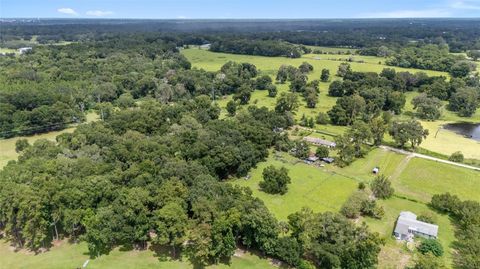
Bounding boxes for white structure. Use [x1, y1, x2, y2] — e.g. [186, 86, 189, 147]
[18, 47, 32, 54]
[394, 211, 438, 241]
[303, 137, 336, 148]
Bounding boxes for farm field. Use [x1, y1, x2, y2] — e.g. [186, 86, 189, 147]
[0, 240, 275, 269]
[233, 150, 358, 220]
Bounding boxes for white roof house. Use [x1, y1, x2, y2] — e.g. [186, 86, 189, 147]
[303, 137, 336, 148]
[394, 211, 438, 241]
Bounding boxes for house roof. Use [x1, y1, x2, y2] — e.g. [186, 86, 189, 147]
[394, 211, 439, 237]
[303, 137, 336, 147]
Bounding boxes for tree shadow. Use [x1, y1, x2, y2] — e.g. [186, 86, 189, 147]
[149, 243, 183, 262]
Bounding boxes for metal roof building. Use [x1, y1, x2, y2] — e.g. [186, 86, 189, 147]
[394, 211, 439, 241]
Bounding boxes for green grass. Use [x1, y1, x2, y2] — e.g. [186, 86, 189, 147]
[233, 151, 358, 220]
[0, 240, 275, 269]
[396, 157, 480, 203]
[0, 48, 17, 54]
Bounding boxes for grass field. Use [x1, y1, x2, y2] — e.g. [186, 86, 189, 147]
[0, 240, 275, 269]
[396, 158, 480, 203]
[233, 151, 358, 220]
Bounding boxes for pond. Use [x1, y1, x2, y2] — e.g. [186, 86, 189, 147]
[443, 122, 480, 141]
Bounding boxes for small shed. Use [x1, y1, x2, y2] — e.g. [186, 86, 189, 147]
[372, 167, 379, 174]
[321, 157, 334, 164]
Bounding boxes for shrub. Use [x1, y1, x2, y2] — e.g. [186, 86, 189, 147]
[315, 146, 329, 158]
[448, 151, 464, 163]
[15, 139, 30, 153]
[316, 112, 329, 124]
[417, 211, 438, 224]
[418, 239, 444, 257]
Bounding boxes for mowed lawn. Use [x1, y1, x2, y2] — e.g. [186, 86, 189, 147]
[396, 158, 480, 203]
[0, 240, 275, 269]
[233, 151, 358, 220]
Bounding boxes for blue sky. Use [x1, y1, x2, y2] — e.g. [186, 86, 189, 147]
[2, 0, 480, 19]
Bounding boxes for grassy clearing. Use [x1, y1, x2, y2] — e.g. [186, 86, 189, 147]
[0, 240, 274, 269]
[396, 157, 480, 203]
[233, 151, 358, 220]
[0, 112, 99, 169]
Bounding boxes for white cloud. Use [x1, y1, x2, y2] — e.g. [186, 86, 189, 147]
[360, 9, 451, 18]
[86, 10, 114, 17]
[450, 0, 480, 10]
[57, 8, 77, 16]
[177, 16, 187, 19]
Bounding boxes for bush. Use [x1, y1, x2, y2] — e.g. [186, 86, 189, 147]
[259, 166, 291, 195]
[370, 175, 394, 199]
[226, 100, 237, 116]
[316, 112, 329, 124]
[315, 146, 329, 158]
[267, 84, 277, 97]
[417, 211, 438, 224]
[418, 239, 444, 257]
[448, 151, 464, 163]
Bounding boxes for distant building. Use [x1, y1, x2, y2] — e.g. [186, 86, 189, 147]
[321, 157, 334, 164]
[199, 44, 211, 50]
[303, 137, 336, 148]
[18, 47, 32, 54]
[394, 211, 438, 241]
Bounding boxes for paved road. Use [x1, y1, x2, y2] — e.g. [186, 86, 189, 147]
[380, 145, 480, 171]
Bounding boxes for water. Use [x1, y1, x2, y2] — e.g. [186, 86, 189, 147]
[443, 122, 480, 141]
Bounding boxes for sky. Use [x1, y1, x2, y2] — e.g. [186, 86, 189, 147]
[1, 0, 480, 19]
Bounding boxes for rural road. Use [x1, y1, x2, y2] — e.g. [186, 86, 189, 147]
[380, 146, 480, 171]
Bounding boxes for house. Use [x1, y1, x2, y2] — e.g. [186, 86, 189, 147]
[199, 43, 211, 50]
[321, 157, 334, 164]
[394, 211, 438, 241]
[18, 47, 32, 54]
[303, 137, 336, 148]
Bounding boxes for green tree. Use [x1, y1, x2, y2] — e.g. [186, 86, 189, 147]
[336, 63, 351, 77]
[15, 139, 30, 153]
[412, 94, 442, 120]
[370, 175, 394, 199]
[449, 87, 479, 117]
[275, 92, 299, 113]
[389, 120, 429, 148]
[320, 68, 330, 82]
[299, 62, 314, 73]
[267, 84, 277, 97]
[315, 146, 329, 158]
[233, 85, 252, 105]
[226, 100, 237, 116]
[260, 166, 291, 195]
[450, 61, 476, 78]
